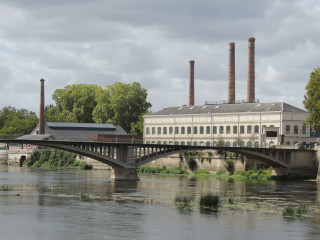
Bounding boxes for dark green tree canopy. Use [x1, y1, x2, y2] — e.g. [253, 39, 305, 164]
[46, 82, 152, 134]
[304, 67, 320, 130]
[0, 106, 38, 136]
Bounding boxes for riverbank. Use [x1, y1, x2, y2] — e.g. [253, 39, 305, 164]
[137, 166, 317, 181]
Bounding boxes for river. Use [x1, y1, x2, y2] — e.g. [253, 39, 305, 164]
[0, 165, 320, 240]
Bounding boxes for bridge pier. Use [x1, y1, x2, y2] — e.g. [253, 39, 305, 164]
[110, 167, 139, 181]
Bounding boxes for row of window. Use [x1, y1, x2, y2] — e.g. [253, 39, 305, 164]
[285, 125, 307, 134]
[146, 125, 260, 135]
[145, 140, 261, 148]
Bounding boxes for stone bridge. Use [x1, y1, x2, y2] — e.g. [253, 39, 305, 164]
[0, 139, 318, 181]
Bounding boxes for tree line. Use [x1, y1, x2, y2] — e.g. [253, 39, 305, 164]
[0, 82, 151, 136]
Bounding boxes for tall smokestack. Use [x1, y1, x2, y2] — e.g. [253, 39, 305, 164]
[247, 37, 255, 103]
[189, 60, 195, 106]
[228, 42, 235, 104]
[39, 79, 45, 135]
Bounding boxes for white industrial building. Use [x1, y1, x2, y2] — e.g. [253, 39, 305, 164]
[143, 38, 316, 148]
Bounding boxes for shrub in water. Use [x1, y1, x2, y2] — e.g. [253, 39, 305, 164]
[199, 193, 220, 208]
[296, 205, 308, 216]
[282, 206, 295, 217]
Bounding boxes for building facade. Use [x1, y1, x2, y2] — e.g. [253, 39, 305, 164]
[144, 102, 315, 148]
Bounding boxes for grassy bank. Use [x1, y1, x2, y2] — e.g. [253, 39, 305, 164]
[23, 149, 93, 170]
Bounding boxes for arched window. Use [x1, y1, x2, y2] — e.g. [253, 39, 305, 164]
[193, 141, 197, 146]
[163, 127, 167, 134]
[187, 141, 192, 146]
[169, 127, 173, 134]
[226, 141, 231, 147]
[206, 141, 210, 146]
[158, 127, 161, 134]
[233, 141, 237, 147]
[193, 126, 198, 134]
[187, 127, 191, 134]
[226, 126, 230, 134]
[254, 141, 259, 148]
[146, 127, 150, 135]
[254, 125, 259, 133]
[247, 126, 252, 134]
[233, 126, 237, 134]
[200, 141, 204, 146]
[285, 141, 290, 146]
[200, 126, 204, 134]
[206, 126, 210, 134]
[219, 126, 224, 134]
[247, 142, 252, 148]
[152, 127, 155, 134]
[175, 127, 179, 134]
[213, 126, 217, 134]
[181, 126, 185, 134]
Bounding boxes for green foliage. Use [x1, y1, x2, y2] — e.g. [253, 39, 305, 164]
[227, 197, 235, 205]
[224, 159, 235, 175]
[199, 193, 220, 209]
[187, 158, 198, 170]
[24, 149, 93, 170]
[194, 170, 211, 175]
[175, 193, 194, 212]
[282, 205, 309, 218]
[0, 106, 38, 137]
[46, 84, 103, 123]
[234, 169, 272, 180]
[93, 82, 152, 133]
[137, 166, 187, 174]
[130, 110, 151, 135]
[304, 67, 320, 130]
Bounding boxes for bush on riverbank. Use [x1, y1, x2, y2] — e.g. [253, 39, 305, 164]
[23, 149, 93, 170]
[233, 169, 272, 180]
[137, 166, 188, 175]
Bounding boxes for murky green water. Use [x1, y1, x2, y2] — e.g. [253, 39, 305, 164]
[0, 166, 320, 240]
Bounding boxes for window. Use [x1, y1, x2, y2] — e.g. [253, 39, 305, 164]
[200, 126, 204, 134]
[146, 141, 150, 144]
[169, 127, 173, 134]
[226, 141, 231, 147]
[294, 125, 298, 134]
[181, 141, 185, 145]
[175, 127, 179, 134]
[146, 127, 150, 135]
[193, 141, 197, 146]
[219, 126, 224, 134]
[286, 125, 290, 134]
[163, 141, 167, 145]
[175, 141, 179, 145]
[247, 142, 252, 147]
[226, 126, 230, 134]
[302, 125, 306, 134]
[187, 141, 192, 146]
[262, 125, 266, 134]
[213, 141, 217, 146]
[181, 126, 185, 134]
[269, 141, 275, 147]
[233, 126, 237, 134]
[213, 126, 217, 134]
[194, 126, 198, 134]
[240, 126, 244, 134]
[206, 141, 210, 146]
[163, 127, 167, 134]
[152, 127, 155, 134]
[254, 141, 259, 148]
[187, 126, 191, 134]
[285, 141, 290, 146]
[247, 126, 252, 134]
[206, 126, 210, 134]
[157, 141, 161, 144]
[254, 125, 259, 133]
[233, 141, 237, 147]
[157, 127, 161, 134]
[200, 141, 204, 146]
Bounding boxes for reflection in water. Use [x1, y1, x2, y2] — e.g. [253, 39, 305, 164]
[0, 165, 320, 240]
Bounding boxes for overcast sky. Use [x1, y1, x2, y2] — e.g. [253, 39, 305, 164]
[0, 0, 319, 115]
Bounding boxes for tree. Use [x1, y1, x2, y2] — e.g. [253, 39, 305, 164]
[93, 82, 152, 133]
[0, 106, 38, 136]
[304, 67, 320, 130]
[47, 84, 103, 123]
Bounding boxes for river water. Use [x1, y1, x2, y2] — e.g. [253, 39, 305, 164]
[0, 166, 320, 240]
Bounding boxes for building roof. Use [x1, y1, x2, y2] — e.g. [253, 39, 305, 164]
[146, 102, 307, 117]
[46, 122, 116, 130]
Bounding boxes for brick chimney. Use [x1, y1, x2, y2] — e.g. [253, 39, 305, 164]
[228, 42, 235, 104]
[247, 37, 255, 103]
[39, 79, 45, 134]
[189, 60, 195, 106]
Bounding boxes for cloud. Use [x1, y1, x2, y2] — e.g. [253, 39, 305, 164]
[0, 0, 319, 115]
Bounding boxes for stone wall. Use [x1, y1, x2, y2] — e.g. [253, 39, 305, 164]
[0, 150, 9, 165]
